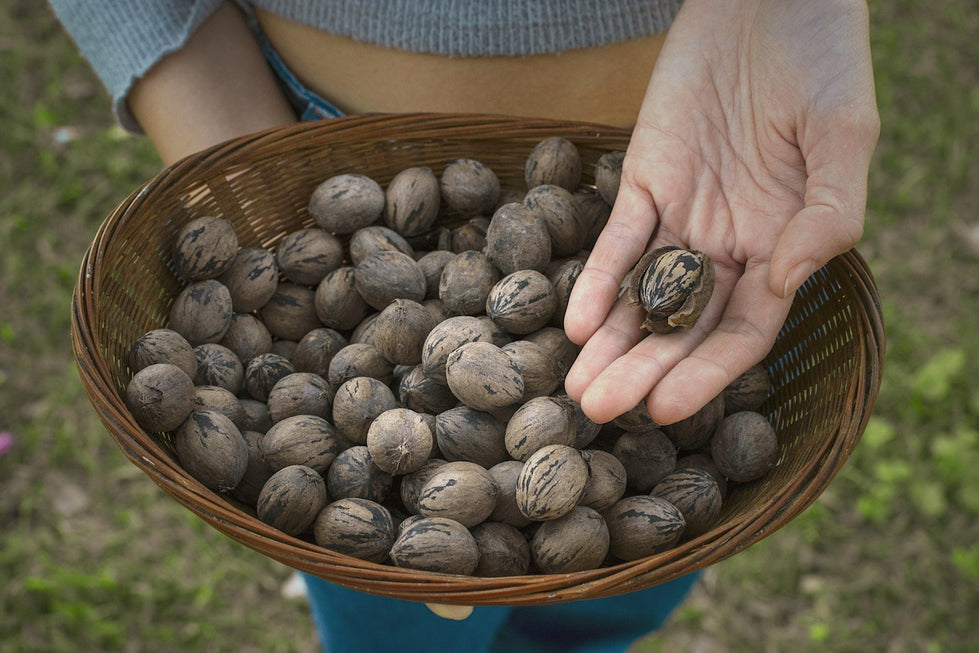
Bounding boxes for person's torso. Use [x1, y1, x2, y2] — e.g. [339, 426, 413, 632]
[256, 8, 669, 127]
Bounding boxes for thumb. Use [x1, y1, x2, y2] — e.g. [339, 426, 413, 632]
[769, 200, 864, 299]
[425, 603, 474, 620]
[769, 117, 878, 298]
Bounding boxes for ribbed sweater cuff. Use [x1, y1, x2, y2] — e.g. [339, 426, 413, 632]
[256, 0, 683, 56]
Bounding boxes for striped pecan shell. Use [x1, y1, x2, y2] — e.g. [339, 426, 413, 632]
[627, 246, 715, 333]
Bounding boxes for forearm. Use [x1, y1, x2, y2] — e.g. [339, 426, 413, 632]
[128, 1, 297, 166]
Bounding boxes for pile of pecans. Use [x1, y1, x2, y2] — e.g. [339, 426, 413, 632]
[124, 137, 778, 577]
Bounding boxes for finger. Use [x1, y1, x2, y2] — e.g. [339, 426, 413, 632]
[769, 109, 879, 298]
[564, 181, 658, 345]
[425, 603, 474, 620]
[572, 265, 739, 424]
[576, 329, 691, 425]
[648, 261, 793, 424]
[564, 293, 646, 408]
[769, 205, 860, 298]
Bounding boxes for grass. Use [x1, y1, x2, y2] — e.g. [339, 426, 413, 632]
[2, 1, 977, 651]
[0, 4, 317, 652]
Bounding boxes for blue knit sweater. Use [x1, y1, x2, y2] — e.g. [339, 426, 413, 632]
[49, 1, 683, 131]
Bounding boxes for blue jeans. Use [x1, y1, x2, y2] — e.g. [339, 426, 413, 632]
[303, 573, 701, 653]
[256, 27, 345, 121]
[257, 28, 701, 653]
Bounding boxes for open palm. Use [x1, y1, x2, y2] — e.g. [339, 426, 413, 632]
[564, 0, 878, 425]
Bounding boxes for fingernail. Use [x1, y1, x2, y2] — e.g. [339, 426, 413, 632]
[784, 262, 815, 298]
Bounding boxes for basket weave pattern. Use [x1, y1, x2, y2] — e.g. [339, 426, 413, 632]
[71, 114, 885, 605]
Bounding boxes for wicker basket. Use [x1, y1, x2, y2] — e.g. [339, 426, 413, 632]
[70, 113, 885, 606]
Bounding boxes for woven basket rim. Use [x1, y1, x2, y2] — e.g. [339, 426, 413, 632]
[70, 113, 886, 605]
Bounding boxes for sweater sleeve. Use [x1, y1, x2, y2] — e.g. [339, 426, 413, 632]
[48, 0, 226, 133]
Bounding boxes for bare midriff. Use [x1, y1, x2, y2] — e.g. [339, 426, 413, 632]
[255, 10, 667, 128]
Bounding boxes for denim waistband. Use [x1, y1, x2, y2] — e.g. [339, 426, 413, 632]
[255, 29, 345, 122]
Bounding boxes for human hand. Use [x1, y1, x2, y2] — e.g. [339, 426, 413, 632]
[425, 603, 474, 620]
[564, 0, 879, 425]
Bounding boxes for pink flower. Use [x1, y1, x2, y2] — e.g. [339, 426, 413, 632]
[0, 432, 13, 456]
